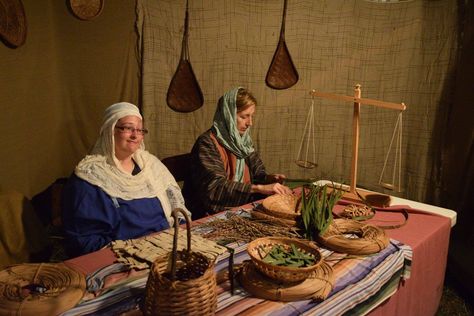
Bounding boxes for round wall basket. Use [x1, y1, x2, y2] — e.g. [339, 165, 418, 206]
[0, 0, 27, 48]
[70, 0, 104, 20]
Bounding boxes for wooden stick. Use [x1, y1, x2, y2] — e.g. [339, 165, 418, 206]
[310, 90, 406, 111]
[350, 85, 361, 193]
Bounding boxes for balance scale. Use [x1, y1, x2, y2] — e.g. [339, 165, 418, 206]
[296, 84, 406, 207]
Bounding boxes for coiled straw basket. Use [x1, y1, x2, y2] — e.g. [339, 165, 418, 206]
[143, 208, 217, 316]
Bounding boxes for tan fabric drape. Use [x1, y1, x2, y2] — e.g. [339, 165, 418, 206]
[0, 190, 48, 269]
[0, 0, 139, 198]
[137, 0, 458, 203]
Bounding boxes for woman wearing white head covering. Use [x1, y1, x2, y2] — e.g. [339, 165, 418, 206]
[62, 102, 189, 257]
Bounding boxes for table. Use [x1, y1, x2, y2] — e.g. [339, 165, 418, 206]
[61, 191, 453, 316]
[316, 180, 455, 315]
[315, 180, 457, 227]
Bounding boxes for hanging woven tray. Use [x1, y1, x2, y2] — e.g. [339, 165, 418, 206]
[69, 0, 104, 20]
[166, 0, 203, 113]
[0, 0, 27, 48]
[265, 0, 299, 90]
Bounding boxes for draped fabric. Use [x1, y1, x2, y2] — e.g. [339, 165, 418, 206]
[211, 87, 254, 182]
[136, 0, 458, 204]
[0, 0, 139, 198]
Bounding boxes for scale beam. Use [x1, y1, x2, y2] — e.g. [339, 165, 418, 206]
[310, 90, 406, 111]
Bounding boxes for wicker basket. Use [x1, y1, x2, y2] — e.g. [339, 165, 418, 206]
[247, 237, 322, 284]
[143, 209, 217, 316]
[260, 194, 301, 221]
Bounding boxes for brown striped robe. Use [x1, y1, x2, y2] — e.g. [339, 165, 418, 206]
[183, 129, 267, 219]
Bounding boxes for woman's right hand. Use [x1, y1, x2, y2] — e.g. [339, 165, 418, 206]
[251, 182, 292, 195]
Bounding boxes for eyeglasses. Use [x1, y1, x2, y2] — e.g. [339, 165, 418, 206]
[115, 125, 149, 135]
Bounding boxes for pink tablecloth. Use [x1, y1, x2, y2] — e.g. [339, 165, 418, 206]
[63, 201, 451, 316]
[365, 205, 452, 316]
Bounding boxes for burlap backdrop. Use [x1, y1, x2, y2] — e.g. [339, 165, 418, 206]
[137, 0, 458, 203]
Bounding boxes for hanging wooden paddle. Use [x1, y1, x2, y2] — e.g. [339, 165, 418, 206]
[166, 0, 204, 113]
[265, 0, 299, 90]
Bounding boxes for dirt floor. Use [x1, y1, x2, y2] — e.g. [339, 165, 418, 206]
[436, 278, 473, 316]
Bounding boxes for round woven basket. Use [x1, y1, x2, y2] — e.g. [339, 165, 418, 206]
[0, 263, 86, 315]
[317, 218, 390, 255]
[260, 194, 301, 221]
[247, 237, 322, 284]
[143, 209, 217, 316]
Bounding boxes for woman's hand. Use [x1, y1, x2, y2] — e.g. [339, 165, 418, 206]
[251, 182, 292, 195]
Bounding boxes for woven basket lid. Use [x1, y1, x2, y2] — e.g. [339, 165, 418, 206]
[70, 0, 104, 20]
[0, 0, 27, 48]
[261, 194, 301, 220]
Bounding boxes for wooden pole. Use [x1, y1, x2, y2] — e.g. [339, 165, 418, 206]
[350, 84, 361, 193]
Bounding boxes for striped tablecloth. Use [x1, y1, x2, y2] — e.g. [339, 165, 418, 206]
[61, 210, 412, 316]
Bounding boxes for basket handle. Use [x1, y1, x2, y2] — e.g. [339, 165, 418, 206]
[170, 208, 192, 280]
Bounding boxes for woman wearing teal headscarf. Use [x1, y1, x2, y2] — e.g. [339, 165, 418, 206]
[184, 87, 292, 219]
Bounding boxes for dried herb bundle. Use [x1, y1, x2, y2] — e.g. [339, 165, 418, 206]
[198, 212, 301, 243]
[301, 183, 344, 240]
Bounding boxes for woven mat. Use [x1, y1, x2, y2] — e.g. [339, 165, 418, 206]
[111, 228, 228, 270]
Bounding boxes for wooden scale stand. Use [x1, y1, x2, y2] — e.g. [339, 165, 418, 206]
[309, 84, 406, 207]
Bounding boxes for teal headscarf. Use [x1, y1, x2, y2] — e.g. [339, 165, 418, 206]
[211, 87, 255, 182]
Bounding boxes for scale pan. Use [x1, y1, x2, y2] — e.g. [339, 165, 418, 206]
[295, 160, 317, 169]
[379, 182, 404, 193]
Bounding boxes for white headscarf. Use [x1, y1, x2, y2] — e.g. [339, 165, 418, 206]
[75, 102, 189, 225]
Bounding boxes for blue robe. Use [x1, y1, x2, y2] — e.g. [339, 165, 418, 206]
[61, 174, 169, 257]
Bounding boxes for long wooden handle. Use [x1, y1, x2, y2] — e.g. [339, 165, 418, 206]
[180, 0, 190, 60]
[310, 90, 406, 111]
[279, 0, 288, 40]
[350, 85, 361, 193]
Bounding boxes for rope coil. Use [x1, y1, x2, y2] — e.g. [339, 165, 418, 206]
[0, 263, 86, 315]
[317, 218, 390, 255]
